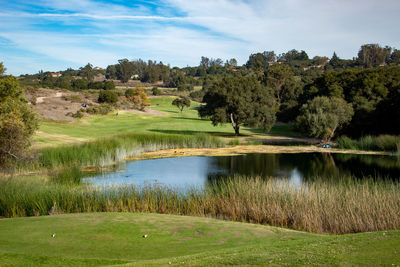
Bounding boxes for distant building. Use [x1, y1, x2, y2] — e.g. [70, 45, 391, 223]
[51, 72, 62, 78]
[268, 61, 283, 66]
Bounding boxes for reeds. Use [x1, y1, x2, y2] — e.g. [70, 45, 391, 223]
[337, 135, 400, 153]
[37, 132, 224, 169]
[1, 176, 399, 234]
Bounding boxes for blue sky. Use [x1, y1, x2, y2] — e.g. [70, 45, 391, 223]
[1, 0, 399, 75]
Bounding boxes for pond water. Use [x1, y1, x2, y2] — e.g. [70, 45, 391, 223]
[83, 153, 400, 189]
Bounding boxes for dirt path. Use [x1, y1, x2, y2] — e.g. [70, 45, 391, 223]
[36, 92, 63, 103]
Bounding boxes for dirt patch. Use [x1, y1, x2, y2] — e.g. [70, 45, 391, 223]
[26, 88, 168, 121]
[119, 108, 167, 117]
[127, 145, 391, 160]
[26, 88, 97, 121]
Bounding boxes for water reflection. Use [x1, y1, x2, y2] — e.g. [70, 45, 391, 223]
[83, 153, 400, 189]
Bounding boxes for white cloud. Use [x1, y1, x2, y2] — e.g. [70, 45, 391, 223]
[1, 0, 400, 74]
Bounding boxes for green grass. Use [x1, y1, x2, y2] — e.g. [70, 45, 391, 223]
[33, 96, 300, 147]
[0, 213, 398, 266]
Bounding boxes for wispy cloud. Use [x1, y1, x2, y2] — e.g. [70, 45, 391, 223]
[1, 0, 399, 75]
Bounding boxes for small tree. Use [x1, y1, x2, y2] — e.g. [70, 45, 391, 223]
[125, 87, 149, 111]
[295, 96, 353, 141]
[0, 62, 5, 76]
[98, 90, 118, 104]
[172, 97, 191, 112]
[0, 76, 38, 167]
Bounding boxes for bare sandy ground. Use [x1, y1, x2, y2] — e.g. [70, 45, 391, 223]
[127, 145, 391, 160]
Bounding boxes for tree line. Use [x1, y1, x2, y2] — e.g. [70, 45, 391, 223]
[14, 43, 400, 139]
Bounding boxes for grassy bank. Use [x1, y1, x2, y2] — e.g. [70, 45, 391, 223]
[337, 135, 400, 153]
[1, 176, 399, 235]
[0, 213, 399, 266]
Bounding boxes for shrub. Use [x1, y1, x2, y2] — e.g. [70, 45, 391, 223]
[152, 87, 161, 96]
[84, 105, 114, 115]
[189, 90, 205, 102]
[104, 81, 115, 90]
[98, 90, 118, 104]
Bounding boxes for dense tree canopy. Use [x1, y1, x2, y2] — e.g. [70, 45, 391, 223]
[199, 75, 277, 135]
[357, 44, 389, 68]
[0, 76, 38, 167]
[302, 66, 400, 136]
[117, 59, 134, 83]
[295, 96, 353, 141]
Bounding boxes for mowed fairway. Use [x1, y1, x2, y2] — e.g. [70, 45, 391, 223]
[33, 96, 299, 148]
[0, 213, 398, 266]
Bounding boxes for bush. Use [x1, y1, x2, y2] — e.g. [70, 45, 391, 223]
[177, 84, 194, 91]
[152, 87, 161, 96]
[104, 81, 115, 90]
[71, 79, 88, 90]
[98, 91, 118, 104]
[189, 90, 205, 102]
[84, 105, 114, 115]
[71, 110, 84, 118]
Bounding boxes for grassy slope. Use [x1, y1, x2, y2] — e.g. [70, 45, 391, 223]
[0, 213, 398, 266]
[33, 96, 300, 148]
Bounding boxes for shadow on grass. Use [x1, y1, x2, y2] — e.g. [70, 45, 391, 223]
[171, 116, 207, 121]
[149, 129, 241, 138]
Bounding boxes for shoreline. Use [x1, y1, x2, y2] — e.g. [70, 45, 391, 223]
[127, 144, 393, 160]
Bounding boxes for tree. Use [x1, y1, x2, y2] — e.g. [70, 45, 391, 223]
[0, 76, 38, 167]
[295, 96, 353, 141]
[0, 62, 5, 76]
[79, 63, 94, 82]
[199, 75, 277, 135]
[71, 79, 88, 90]
[390, 49, 400, 64]
[172, 96, 191, 112]
[329, 52, 341, 68]
[246, 53, 268, 70]
[228, 58, 238, 67]
[357, 44, 387, 68]
[125, 87, 149, 111]
[279, 49, 309, 62]
[264, 64, 302, 122]
[98, 90, 118, 104]
[117, 59, 134, 83]
[106, 65, 117, 79]
[263, 51, 276, 62]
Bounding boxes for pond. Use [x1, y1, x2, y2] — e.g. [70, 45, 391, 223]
[83, 153, 400, 189]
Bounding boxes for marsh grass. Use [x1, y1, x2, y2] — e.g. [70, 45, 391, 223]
[38, 132, 224, 169]
[50, 165, 84, 185]
[1, 176, 398, 234]
[337, 135, 400, 153]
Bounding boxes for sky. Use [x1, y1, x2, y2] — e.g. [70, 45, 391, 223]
[0, 0, 399, 75]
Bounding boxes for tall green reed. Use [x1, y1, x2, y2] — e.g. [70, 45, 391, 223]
[337, 135, 400, 153]
[38, 132, 224, 169]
